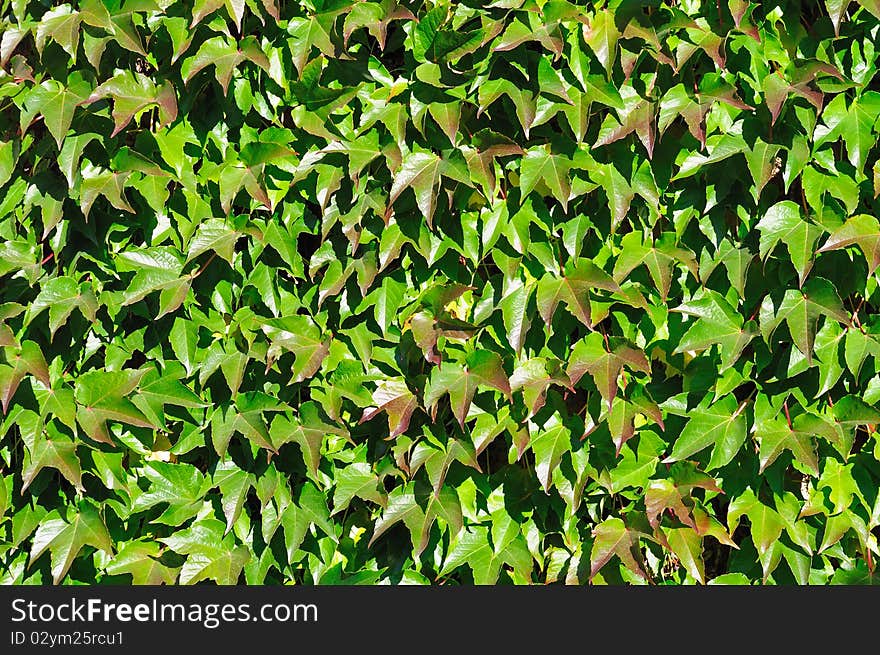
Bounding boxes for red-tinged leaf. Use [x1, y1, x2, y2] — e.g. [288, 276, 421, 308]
[1, 341, 50, 414]
[594, 96, 655, 158]
[86, 71, 177, 136]
[360, 379, 419, 438]
[645, 479, 697, 529]
[568, 333, 650, 409]
[590, 517, 649, 582]
[818, 214, 880, 275]
[537, 259, 620, 329]
[182, 35, 270, 94]
[423, 352, 510, 428]
[510, 358, 571, 418]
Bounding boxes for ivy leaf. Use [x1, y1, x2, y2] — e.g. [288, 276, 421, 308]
[817, 214, 880, 275]
[499, 278, 533, 357]
[568, 332, 650, 409]
[589, 517, 649, 582]
[182, 35, 270, 94]
[130, 461, 207, 526]
[440, 523, 531, 584]
[755, 414, 820, 477]
[211, 392, 288, 456]
[25, 276, 98, 338]
[79, 163, 134, 219]
[585, 9, 619, 77]
[186, 218, 243, 264]
[132, 370, 206, 430]
[529, 414, 573, 492]
[74, 369, 154, 445]
[664, 527, 705, 584]
[104, 541, 180, 584]
[160, 518, 250, 584]
[594, 90, 655, 158]
[262, 316, 331, 384]
[388, 150, 445, 228]
[519, 145, 572, 211]
[1, 341, 50, 414]
[826, 0, 852, 35]
[287, 11, 337, 75]
[832, 395, 880, 425]
[760, 278, 850, 365]
[281, 481, 337, 557]
[332, 462, 386, 515]
[756, 201, 821, 286]
[613, 232, 698, 301]
[424, 351, 510, 428]
[30, 503, 113, 584]
[510, 358, 571, 418]
[673, 290, 756, 371]
[663, 394, 749, 469]
[35, 5, 82, 59]
[537, 258, 620, 329]
[272, 402, 349, 481]
[360, 379, 419, 438]
[20, 74, 92, 149]
[86, 72, 178, 136]
[369, 482, 462, 557]
[21, 429, 83, 493]
[818, 460, 864, 515]
[727, 488, 785, 562]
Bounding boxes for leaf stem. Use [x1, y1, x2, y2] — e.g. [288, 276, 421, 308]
[192, 252, 218, 278]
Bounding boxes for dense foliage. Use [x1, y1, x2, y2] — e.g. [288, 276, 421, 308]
[2, 0, 880, 586]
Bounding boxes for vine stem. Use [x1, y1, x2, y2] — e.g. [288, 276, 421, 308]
[192, 252, 218, 278]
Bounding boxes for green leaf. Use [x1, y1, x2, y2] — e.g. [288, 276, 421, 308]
[26, 276, 97, 337]
[1, 341, 50, 414]
[104, 541, 180, 584]
[727, 489, 784, 560]
[211, 392, 288, 456]
[663, 394, 748, 468]
[756, 201, 821, 286]
[30, 502, 113, 584]
[86, 71, 177, 136]
[673, 290, 756, 371]
[388, 150, 445, 228]
[262, 315, 331, 383]
[568, 332, 650, 408]
[160, 518, 250, 584]
[519, 145, 572, 211]
[760, 278, 850, 364]
[370, 482, 462, 557]
[585, 9, 619, 77]
[529, 414, 573, 492]
[131, 461, 207, 526]
[182, 35, 270, 94]
[755, 414, 820, 476]
[440, 523, 531, 584]
[21, 74, 92, 149]
[74, 369, 154, 445]
[332, 462, 386, 514]
[21, 429, 83, 492]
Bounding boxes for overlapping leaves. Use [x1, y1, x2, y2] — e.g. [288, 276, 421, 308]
[1, 0, 880, 587]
